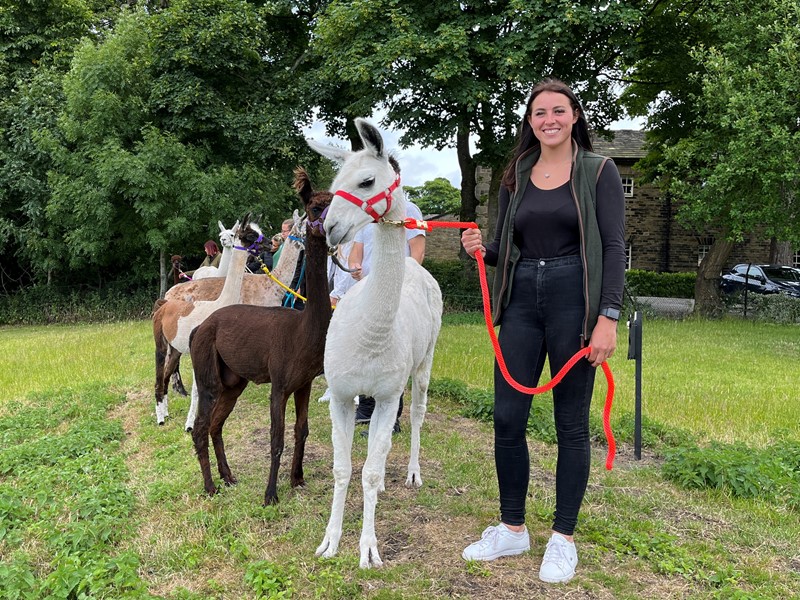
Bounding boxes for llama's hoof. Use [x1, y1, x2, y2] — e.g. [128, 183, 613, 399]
[405, 471, 423, 488]
[222, 474, 237, 487]
[315, 536, 339, 559]
[359, 545, 383, 569]
[264, 494, 279, 506]
[204, 485, 218, 497]
[184, 426, 193, 433]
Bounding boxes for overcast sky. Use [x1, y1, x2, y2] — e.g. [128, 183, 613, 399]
[303, 115, 645, 188]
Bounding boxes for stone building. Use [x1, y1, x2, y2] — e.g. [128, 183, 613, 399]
[423, 130, 799, 272]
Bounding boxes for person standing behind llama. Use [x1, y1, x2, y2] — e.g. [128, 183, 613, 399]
[348, 199, 426, 432]
[185, 240, 221, 277]
[459, 78, 625, 583]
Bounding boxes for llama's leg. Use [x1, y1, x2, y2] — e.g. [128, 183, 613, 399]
[264, 385, 290, 505]
[360, 394, 401, 569]
[407, 359, 433, 488]
[210, 382, 246, 487]
[316, 394, 356, 560]
[171, 358, 188, 396]
[289, 382, 311, 489]
[191, 384, 219, 496]
[184, 373, 200, 432]
[154, 346, 168, 426]
[159, 345, 182, 424]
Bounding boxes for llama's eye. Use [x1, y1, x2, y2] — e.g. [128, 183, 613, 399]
[358, 177, 375, 189]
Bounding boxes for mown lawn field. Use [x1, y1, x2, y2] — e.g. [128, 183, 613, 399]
[0, 315, 798, 599]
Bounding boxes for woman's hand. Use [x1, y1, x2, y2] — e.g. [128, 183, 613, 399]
[588, 316, 618, 367]
[461, 228, 485, 258]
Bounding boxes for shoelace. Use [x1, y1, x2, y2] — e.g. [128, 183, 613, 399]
[542, 538, 572, 569]
[475, 526, 501, 549]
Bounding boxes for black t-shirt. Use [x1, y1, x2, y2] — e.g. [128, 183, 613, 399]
[485, 160, 626, 310]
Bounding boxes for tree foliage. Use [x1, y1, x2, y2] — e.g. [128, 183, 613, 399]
[405, 177, 461, 216]
[622, 0, 800, 313]
[15, 1, 321, 288]
[311, 0, 644, 223]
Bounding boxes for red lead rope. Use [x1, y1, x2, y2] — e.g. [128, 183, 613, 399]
[398, 217, 616, 469]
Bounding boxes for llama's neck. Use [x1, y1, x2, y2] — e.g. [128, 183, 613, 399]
[358, 222, 405, 332]
[301, 231, 333, 326]
[215, 246, 250, 305]
[273, 237, 302, 282]
[217, 246, 232, 276]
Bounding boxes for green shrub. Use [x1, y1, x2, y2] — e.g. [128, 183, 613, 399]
[0, 283, 155, 325]
[747, 293, 800, 324]
[625, 270, 696, 298]
[424, 259, 484, 313]
[663, 441, 800, 508]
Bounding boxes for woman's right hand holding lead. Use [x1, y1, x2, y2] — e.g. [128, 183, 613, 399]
[461, 228, 485, 258]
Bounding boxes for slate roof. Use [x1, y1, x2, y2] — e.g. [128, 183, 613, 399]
[591, 129, 646, 160]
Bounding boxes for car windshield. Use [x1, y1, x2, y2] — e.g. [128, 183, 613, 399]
[762, 267, 800, 282]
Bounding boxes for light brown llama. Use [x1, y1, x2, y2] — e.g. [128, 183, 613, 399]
[189, 169, 332, 505]
[152, 219, 264, 425]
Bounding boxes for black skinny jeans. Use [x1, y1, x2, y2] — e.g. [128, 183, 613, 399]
[494, 255, 595, 535]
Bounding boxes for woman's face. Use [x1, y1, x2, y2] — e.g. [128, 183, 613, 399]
[527, 91, 578, 150]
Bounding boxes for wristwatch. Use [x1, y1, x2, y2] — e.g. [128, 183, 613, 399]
[599, 307, 621, 321]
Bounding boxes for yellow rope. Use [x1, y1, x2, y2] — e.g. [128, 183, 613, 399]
[258, 262, 307, 302]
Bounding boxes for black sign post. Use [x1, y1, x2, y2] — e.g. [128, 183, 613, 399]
[627, 310, 643, 460]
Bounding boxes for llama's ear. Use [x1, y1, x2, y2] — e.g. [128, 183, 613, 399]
[292, 167, 313, 205]
[355, 118, 384, 158]
[218, 220, 225, 232]
[292, 209, 301, 228]
[306, 138, 351, 165]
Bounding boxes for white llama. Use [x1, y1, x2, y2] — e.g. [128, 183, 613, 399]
[191, 220, 239, 280]
[152, 218, 264, 425]
[308, 119, 443, 569]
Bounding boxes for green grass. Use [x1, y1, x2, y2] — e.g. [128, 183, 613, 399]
[434, 314, 800, 446]
[0, 316, 799, 598]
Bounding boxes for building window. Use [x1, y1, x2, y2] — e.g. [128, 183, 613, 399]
[794, 249, 800, 268]
[626, 243, 632, 270]
[621, 176, 634, 197]
[698, 237, 714, 266]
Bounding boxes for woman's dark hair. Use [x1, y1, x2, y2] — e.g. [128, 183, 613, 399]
[501, 78, 593, 191]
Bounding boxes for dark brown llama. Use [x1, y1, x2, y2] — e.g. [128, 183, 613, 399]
[189, 169, 332, 505]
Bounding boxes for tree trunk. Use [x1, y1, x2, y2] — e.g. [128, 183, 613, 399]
[486, 167, 502, 243]
[456, 115, 478, 264]
[769, 238, 792, 265]
[694, 237, 734, 316]
[159, 250, 167, 299]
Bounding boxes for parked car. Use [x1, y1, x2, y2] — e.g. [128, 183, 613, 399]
[720, 264, 800, 298]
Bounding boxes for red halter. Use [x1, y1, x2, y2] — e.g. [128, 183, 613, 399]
[334, 174, 401, 222]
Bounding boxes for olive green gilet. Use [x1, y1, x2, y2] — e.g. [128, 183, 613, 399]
[491, 142, 609, 342]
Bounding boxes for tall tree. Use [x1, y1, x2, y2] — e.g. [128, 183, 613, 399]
[0, 0, 119, 289]
[44, 0, 313, 293]
[623, 0, 800, 314]
[310, 0, 644, 231]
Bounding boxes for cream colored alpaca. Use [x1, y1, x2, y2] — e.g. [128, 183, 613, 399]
[308, 119, 443, 569]
[152, 219, 263, 425]
[191, 220, 239, 280]
[165, 211, 304, 306]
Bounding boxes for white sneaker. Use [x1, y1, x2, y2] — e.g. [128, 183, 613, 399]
[462, 523, 530, 561]
[538, 533, 578, 583]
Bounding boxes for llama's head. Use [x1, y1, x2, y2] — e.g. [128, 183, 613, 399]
[292, 167, 333, 240]
[234, 215, 265, 255]
[217, 220, 240, 248]
[306, 118, 404, 246]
